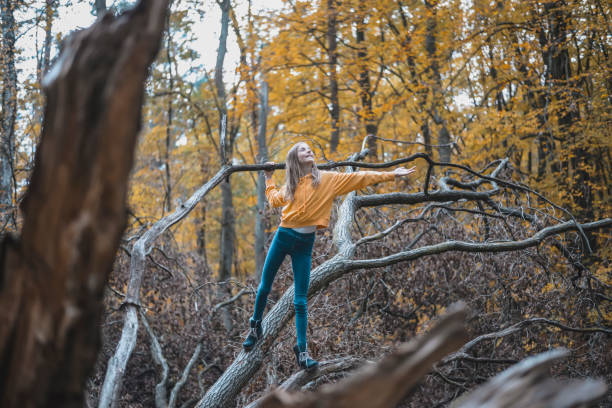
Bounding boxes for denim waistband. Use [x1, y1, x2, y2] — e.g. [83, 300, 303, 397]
[278, 226, 316, 238]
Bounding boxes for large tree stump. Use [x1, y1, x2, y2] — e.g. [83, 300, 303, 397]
[0, 1, 168, 407]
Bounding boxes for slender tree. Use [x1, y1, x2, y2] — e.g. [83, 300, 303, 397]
[254, 79, 269, 280]
[327, 0, 340, 153]
[39, 0, 56, 82]
[355, 0, 378, 159]
[0, 0, 17, 229]
[423, 0, 451, 163]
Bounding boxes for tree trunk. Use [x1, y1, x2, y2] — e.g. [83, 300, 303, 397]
[0, 0, 17, 228]
[163, 24, 174, 214]
[421, 121, 432, 157]
[254, 79, 269, 281]
[397, 5, 432, 158]
[543, 2, 591, 223]
[327, 0, 340, 153]
[95, 0, 107, 17]
[215, 0, 235, 331]
[219, 180, 235, 282]
[196, 197, 210, 274]
[0, 1, 168, 407]
[39, 0, 56, 82]
[355, 2, 378, 160]
[424, 0, 451, 163]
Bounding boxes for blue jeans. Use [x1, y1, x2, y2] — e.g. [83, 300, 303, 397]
[252, 227, 315, 350]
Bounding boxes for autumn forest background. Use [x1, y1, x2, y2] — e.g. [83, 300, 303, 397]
[0, 0, 611, 407]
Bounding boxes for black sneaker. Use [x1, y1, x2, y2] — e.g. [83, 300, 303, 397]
[242, 319, 262, 351]
[293, 345, 319, 371]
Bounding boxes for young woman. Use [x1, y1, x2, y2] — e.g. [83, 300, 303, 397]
[243, 142, 415, 370]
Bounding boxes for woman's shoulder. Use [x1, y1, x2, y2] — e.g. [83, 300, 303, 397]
[319, 170, 337, 177]
[319, 170, 337, 182]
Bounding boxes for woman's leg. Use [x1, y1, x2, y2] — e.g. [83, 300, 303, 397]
[290, 237, 314, 351]
[252, 230, 288, 321]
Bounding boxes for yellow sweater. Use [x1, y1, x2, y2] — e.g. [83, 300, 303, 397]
[265, 170, 396, 229]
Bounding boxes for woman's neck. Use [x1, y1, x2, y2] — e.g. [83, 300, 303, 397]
[299, 162, 313, 176]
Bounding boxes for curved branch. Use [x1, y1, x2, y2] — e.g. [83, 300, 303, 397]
[346, 219, 612, 271]
[212, 288, 252, 312]
[448, 317, 612, 362]
[140, 310, 169, 408]
[168, 343, 202, 408]
[244, 355, 368, 408]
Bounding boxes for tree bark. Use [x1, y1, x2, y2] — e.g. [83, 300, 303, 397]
[327, 0, 340, 153]
[215, 0, 235, 331]
[0, 1, 168, 407]
[424, 0, 451, 163]
[0, 0, 17, 227]
[163, 23, 174, 214]
[355, 2, 378, 160]
[454, 349, 607, 408]
[255, 79, 269, 281]
[39, 0, 56, 82]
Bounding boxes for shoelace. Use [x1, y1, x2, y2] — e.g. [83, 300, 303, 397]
[249, 327, 259, 337]
[299, 351, 311, 363]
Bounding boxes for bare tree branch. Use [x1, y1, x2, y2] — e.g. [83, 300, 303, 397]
[140, 310, 170, 408]
[213, 288, 253, 312]
[442, 316, 612, 366]
[168, 343, 202, 408]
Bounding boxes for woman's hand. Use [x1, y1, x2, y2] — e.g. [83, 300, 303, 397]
[393, 166, 416, 179]
[264, 161, 275, 179]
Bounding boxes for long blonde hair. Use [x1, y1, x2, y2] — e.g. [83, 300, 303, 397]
[284, 142, 321, 201]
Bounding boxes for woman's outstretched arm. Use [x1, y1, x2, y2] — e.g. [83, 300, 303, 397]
[331, 167, 415, 196]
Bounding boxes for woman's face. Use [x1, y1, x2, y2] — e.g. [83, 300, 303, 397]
[296, 143, 315, 164]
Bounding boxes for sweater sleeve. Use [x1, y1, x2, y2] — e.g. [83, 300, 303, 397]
[265, 179, 288, 208]
[331, 171, 396, 196]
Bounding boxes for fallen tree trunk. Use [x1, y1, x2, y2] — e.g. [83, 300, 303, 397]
[0, 1, 168, 407]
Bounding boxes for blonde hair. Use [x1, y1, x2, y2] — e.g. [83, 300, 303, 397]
[284, 142, 321, 201]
